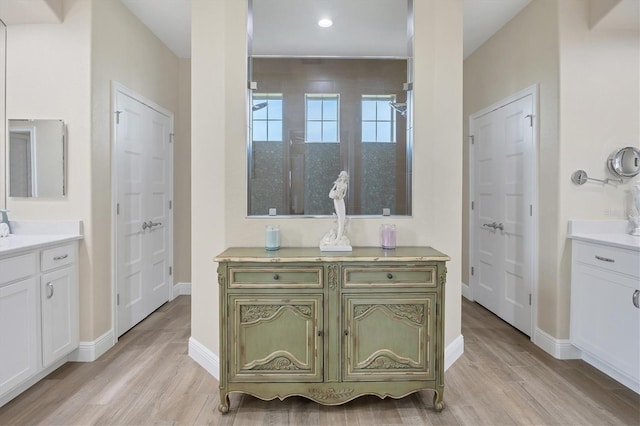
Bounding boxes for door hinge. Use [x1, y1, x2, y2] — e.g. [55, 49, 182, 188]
[469, 135, 475, 144]
[115, 110, 122, 124]
[169, 200, 172, 210]
[117, 203, 120, 215]
[471, 201, 475, 211]
[529, 294, 532, 305]
[117, 293, 120, 306]
[169, 133, 174, 143]
[471, 266, 475, 276]
[525, 114, 533, 127]
[169, 266, 172, 276]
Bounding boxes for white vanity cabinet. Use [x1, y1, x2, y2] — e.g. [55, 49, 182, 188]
[570, 238, 640, 393]
[0, 252, 40, 395]
[0, 238, 80, 407]
[40, 243, 79, 367]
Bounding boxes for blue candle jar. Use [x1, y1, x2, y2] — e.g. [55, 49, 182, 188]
[265, 225, 280, 251]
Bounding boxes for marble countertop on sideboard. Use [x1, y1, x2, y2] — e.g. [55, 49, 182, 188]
[567, 220, 640, 252]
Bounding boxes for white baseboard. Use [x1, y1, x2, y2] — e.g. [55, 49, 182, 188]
[0, 358, 67, 408]
[68, 329, 115, 362]
[581, 352, 639, 394]
[189, 336, 220, 380]
[533, 328, 581, 360]
[461, 282, 473, 301]
[445, 334, 464, 371]
[172, 282, 192, 299]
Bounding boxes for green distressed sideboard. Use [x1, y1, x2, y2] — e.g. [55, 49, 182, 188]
[214, 246, 450, 413]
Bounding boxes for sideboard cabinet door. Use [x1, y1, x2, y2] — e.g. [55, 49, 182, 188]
[343, 294, 435, 381]
[228, 295, 323, 383]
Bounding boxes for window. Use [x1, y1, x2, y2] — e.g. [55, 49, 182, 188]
[361, 95, 396, 143]
[305, 94, 339, 142]
[252, 94, 283, 141]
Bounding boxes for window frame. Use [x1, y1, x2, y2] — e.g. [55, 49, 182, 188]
[251, 93, 284, 142]
[361, 94, 397, 143]
[304, 94, 340, 143]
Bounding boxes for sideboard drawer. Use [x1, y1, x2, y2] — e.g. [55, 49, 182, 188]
[228, 266, 323, 289]
[343, 266, 436, 288]
[41, 244, 76, 272]
[0, 253, 37, 286]
[573, 241, 639, 277]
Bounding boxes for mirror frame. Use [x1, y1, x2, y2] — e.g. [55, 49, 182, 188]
[246, 0, 414, 218]
[607, 146, 640, 178]
[7, 118, 66, 199]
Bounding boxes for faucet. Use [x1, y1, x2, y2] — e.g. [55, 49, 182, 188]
[0, 209, 12, 234]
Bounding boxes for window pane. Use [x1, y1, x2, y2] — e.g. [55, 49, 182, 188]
[362, 122, 376, 142]
[362, 101, 376, 121]
[307, 99, 323, 120]
[323, 99, 338, 120]
[377, 122, 392, 142]
[377, 100, 391, 117]
[323, 121, 338, 142]
[307, 121, 322, 141]
[253, 121, 267, 141]
[269, 99, 283, 119]
[268, 121, 282, 141]
[252, 101, 267, 119]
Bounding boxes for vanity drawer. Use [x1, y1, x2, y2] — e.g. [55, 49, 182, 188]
[41, 244, 76, 272]
[343, 265, 436, 288]
[573, 241, 639, 278]
[228, 266, 323, 289]
[0, 252, 38, 286]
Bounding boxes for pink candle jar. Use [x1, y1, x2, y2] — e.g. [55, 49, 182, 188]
[380, 224, 396, 249]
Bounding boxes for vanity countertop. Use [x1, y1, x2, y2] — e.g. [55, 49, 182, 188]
[567, 220, 640, 252]
[0, 220, 83, 257]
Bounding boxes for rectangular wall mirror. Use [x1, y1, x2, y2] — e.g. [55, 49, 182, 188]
[8, 119, 66, 198]
[247, 0, 413, 217]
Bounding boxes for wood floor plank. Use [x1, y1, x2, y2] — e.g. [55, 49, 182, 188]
[1, 296, 638, 425]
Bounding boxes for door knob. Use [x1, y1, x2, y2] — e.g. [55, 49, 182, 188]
[495, 223, 504, 231]
[143, 220, 162, 231]
[142, 221, 149, 231]
[482, 223, 495, 229]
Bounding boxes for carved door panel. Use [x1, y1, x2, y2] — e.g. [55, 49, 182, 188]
[343, 294, 435, 381]
[228, 295, 323, 382]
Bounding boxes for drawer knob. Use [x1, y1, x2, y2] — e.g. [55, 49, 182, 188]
[53, 254, 69, 261]
[317, 330, 323, 337]
[387, 273, 393, 279]
[633, 290, 640, 309]
[595, 255, 615, 263]
[344, 330, 349, 336]
[273, 274, 280, 281]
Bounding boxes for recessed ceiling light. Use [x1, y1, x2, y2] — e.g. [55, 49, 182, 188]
[318, 18, 333, 28]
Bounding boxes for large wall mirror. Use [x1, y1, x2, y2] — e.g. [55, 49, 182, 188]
[247, 0, 413, 216]
[8, 119, 66, 198]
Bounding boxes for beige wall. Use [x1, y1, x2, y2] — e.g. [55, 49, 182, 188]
[463, 0, 561, 335]
[463, 0, 639, 339]
[5, 0, 94, 337]
[91, 0, 180, 339]
[191, 0, 463, 357]
[556, 0, 639, 337]
[175, 59, 192, 283]
[5, 0, 183, 342]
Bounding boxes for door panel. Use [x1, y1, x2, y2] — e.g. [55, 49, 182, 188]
[116, 90, 172, 337]
[228, 295, 323, 383]
[471, 93, 533, 336]
[343, 294, 434, 381]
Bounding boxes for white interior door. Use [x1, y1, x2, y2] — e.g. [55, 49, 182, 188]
[115, 88, 173, 337]
[470, 91, 534, 336]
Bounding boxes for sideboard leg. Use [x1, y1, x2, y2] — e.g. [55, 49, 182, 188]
[218, 392, 230, 414]
[433, 389, 445, 412]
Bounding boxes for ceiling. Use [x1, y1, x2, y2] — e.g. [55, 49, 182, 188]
[120, 0, 533, 59]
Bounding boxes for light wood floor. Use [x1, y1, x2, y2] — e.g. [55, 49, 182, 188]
[1, 296, 638, 425]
